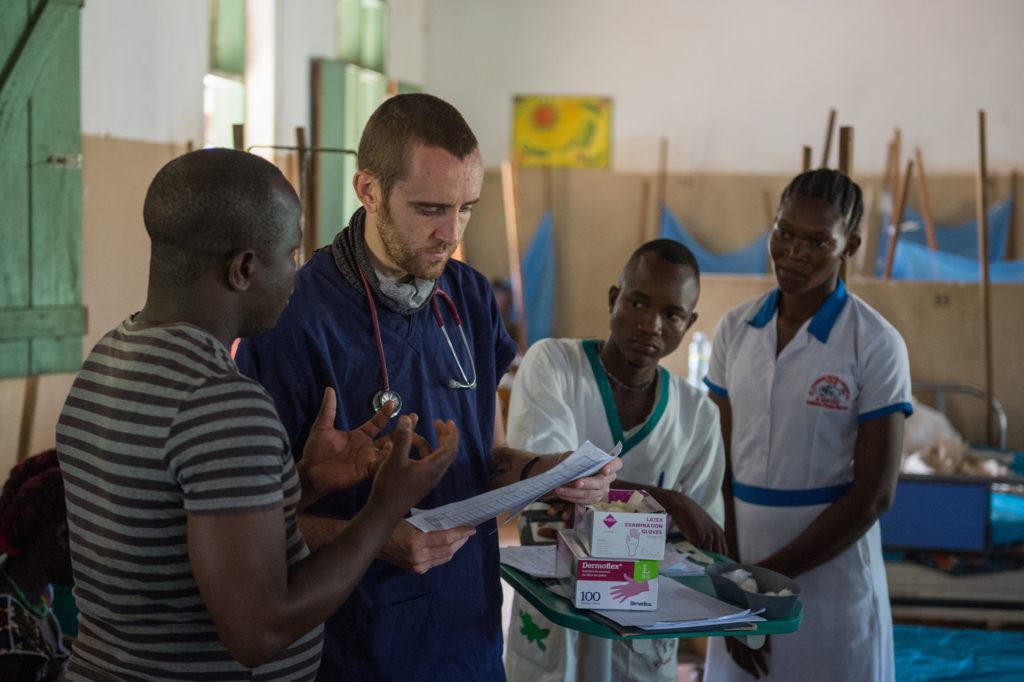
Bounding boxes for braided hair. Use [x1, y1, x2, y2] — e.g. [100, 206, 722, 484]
[779, 168, 864, 238]
[0, 450, 66, 558]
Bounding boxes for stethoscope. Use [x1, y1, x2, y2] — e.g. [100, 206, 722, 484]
[358, 267, 477, 417]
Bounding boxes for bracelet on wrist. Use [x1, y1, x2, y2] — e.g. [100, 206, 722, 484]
[520, 455, 543, 481]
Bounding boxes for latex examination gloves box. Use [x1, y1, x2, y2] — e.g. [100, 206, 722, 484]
[556, 529, 659, 611]
[575, 489, 668, 560]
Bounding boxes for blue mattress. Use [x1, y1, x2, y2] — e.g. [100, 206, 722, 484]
[895, 625, 1024, 681]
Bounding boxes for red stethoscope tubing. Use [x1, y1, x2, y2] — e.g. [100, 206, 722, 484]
[357, 267, 474, 400]
[358, 268, 392, 393]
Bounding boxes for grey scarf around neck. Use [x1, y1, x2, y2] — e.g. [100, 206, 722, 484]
[331, 208, 436, 315]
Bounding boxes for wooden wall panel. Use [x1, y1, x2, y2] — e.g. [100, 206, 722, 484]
[464, 168, 1023, 449]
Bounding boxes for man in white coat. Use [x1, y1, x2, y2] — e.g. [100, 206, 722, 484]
[504, 239, 727, 682]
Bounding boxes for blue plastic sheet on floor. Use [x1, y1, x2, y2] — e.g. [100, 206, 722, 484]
[894, 625, 1024, 681]
[875, 199, 1013, 275]
[889, 240, 1024, 283]
[659, 205, 768, 274]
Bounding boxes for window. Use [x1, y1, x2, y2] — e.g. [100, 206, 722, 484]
[204, 0, 246, 149]
[312, 0, 397, 245]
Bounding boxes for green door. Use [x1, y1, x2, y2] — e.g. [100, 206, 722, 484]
[0, 0, 85, 378]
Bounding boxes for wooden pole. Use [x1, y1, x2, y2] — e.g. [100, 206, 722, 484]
[309, 63, 323, 259]
[883, 159, 914, 279]
[16, 376, 39, 462]
[890, 128, 902, 193]
[295, 127, 319, 262]
[232, 123, 245, 151]
[655, 137, 668, 212]
[883, 140, 896, 194]
[654, 137, 669, 238]
[501, 160, 528, 349]
[855, 186, 876, 276]
[638, 179, 651, 247]
[914, 147, 938, 250]
[1008, 169, 1018, 260]
[762, 188, 776, 274]
[801, 146, 812, 172]
[821, 108, 837, 168]
[838, 126, 853, 281]
[761, 188, 775, 228]
[975, 110, 994, 445]
[543, 166, 554, 217]
[837, 126, 853, 175]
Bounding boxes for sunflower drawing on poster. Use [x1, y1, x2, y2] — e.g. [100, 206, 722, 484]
[513, 96, 611, 168]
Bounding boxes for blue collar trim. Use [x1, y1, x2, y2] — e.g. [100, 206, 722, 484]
[748, 289, 780, 329]
[747, 279, 849, 344]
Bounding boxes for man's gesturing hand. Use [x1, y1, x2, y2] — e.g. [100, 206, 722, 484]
[299, 389, 395, 505]
[370, 417, 459, 513]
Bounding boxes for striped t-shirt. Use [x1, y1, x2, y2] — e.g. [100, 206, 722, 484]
[56, 319, 323, 681]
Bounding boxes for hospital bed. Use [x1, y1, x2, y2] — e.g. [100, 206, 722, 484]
[880, 382, 1024, 626]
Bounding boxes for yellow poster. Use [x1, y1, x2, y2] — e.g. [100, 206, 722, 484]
[513, 96, 611, 168]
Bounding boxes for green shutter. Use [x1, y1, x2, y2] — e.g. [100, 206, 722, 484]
[313, 1, 391, 245]
[312, 59, 386, 246]
[0, 0, 85, 379]
[336, 0, 388, 72]
[210, 0, 246, 75]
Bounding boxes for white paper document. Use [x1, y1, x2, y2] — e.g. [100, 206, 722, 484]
[659, 545, 707, 577]
[592, 577, 764, 631]
[407, 441, 620, 532]
[499, 545, 567, 579]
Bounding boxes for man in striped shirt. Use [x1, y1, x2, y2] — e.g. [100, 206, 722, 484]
[56, 149, 457, 681]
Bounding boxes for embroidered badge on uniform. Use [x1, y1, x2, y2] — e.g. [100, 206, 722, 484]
[806, 375, 851, 410]
[519, 611, 550, 651]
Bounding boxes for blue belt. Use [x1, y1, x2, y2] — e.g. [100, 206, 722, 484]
[732, 478, 852, 507]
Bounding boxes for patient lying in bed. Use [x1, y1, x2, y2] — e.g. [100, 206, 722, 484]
[901, 398, 1009, 477]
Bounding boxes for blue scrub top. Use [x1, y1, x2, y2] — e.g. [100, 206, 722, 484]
[236, 249, 517, 681]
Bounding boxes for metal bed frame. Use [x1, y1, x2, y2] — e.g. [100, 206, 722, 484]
[884, 382, 1023, 625]
[911, 381, 1008, 451]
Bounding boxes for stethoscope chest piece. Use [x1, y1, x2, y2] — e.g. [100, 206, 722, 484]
[372, 389, 402, 417]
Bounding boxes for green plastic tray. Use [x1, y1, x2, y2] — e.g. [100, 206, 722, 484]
[501, 562, 802, 645]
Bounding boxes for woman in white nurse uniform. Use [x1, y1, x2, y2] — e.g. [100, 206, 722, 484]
[703, 169, 912, 681]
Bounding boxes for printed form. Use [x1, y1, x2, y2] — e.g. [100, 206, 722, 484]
[406, 441, 621, 532]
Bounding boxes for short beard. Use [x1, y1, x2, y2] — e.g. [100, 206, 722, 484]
[376, 198, 453, 280]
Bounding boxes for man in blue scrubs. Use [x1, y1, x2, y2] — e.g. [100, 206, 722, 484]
[236, 94, 619, 681]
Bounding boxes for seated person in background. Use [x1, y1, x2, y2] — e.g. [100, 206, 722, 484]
[505, 239, 727, 682]
[491, 277, 523, 348]
[55, 148, 457, 681]
[0, 450, 72, 682]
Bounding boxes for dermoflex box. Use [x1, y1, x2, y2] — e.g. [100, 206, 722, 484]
[575, 489, 668, 560]
[556, 529, 659, 611]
